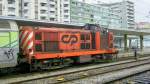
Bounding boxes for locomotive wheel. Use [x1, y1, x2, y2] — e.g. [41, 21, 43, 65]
[18, 63, 30, 73]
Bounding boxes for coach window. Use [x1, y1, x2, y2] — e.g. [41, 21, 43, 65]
[35, 32, 42, 40]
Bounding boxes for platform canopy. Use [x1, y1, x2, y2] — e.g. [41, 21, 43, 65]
[0, 16, 82, 28]
[108, 28, 150, 35]
[0, 16, 150, 35]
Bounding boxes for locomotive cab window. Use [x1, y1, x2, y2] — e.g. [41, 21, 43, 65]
[35, 32, 42, 40]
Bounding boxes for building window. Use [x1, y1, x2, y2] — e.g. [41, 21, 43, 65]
[50, 11, 55, 14]
[50, 4, 55, 7]
[24, 2, 28, 6]
[24, 9, 28, 13]
[8, 7, 15, 12]
[64, 10, 68, 13]
[24, 16, 28, 18]
[50, 0, 54, 1]
[50, 18, 55, 21]
[8, 0, 15, 4]
[40, 16, 46, 20]
[40, 3, 47, 6]
[40, 10, 46, 14]
[90, 14, 94, 18]
[64, 15, 68, 19]
[64, 21, 69, 23]
[72, 2, 75, 4]
[64, 4, 68, 7]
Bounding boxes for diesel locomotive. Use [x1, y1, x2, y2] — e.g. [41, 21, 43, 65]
[0, 20, 117, 71]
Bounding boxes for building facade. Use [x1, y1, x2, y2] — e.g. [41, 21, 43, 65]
[19, 0, 70, 23]
[0, 0, 19, 17]
[107, 1, 135, 29]
[0, 0, 135, 29]
[76, 0, 135, 29]
[70, 0, 121, 28]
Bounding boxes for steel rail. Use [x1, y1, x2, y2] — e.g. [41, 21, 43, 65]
[1, 56, 150, 84]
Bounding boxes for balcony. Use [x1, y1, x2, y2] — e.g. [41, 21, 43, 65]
[127, 11, 133, 14]
[40, 6, 48, 10]
[49, 14, 56, 18]
[23, 6, 29, 10]
[63, 6, 69, 10]
[49, 7, 55, 11]
[7, 11, 16, 16]
[23, 0, 30, 3]
[40, 13, 48, 17]
[127, 14, 134, 18]
[126, 1, 134, 4]
[63, 1, 69, 4]
[49, 1, 55, 5]
[127, 8, 134, 12]
[39, 0, 47, 3]
[7, 4, 16, 8]
[127, 22, 135, 26]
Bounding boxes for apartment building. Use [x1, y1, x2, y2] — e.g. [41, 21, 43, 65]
[0, 0, 19, 16]
[19, 0, 35, 19]
[19, 0, 70, 23]
[0, 0, 135, 29]
[106, 1, 135, 29]
[20, 0, 56, 21]
[57, 0, 70, 23]
[70, 0, 121, 28]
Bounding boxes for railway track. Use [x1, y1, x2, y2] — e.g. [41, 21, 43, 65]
[0, 56, 150, 84]
[67, 61, 150, 84]
[110, 71, 150, 84]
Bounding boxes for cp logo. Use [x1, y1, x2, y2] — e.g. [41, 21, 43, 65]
[61, 35, 78, 45]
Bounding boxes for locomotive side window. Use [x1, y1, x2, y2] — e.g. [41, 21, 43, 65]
[86, 43, 90, 49]
[35, 32, 42, 40]
[81, 34, 85, 40]
[86, 34, 90, 40]
[35, 44, 42, 51]
[44, 32, 59, 52]
[80, 33, 91, 49]
[35, 32, 43, 52]
[80, 34, 90, 40]
[81, 43, 85, 49]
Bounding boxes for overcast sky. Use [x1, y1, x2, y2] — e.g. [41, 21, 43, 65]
[85, 0, 150, 22]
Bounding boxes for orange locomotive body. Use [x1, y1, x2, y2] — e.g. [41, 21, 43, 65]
[19, 24, 117, 70]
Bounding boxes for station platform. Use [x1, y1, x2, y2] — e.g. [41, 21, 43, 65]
[117, 48, 150, 58]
